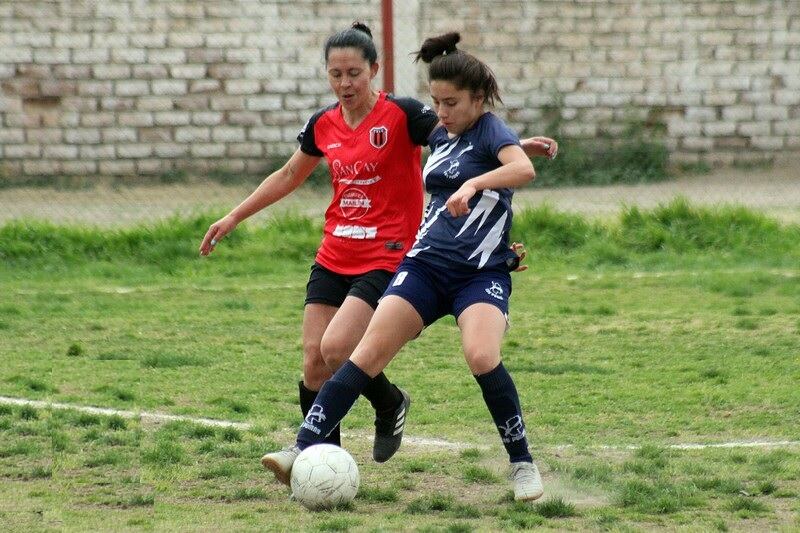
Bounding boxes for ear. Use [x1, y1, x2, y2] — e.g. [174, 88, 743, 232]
[472, 91, 485, 105]
[370, 62, 380, 79]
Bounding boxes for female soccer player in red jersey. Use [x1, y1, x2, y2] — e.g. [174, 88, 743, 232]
[199, 23, 557, 467]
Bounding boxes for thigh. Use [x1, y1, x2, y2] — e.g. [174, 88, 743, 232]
[303, 303, 339, 348]
[319, 268, 392, 367]
[456, 303, 507, 375]
[321, 295, 375, 360]
[350, 295, 425, 377]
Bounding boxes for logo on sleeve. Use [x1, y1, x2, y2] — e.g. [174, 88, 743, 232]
[369, 126, 388, 149]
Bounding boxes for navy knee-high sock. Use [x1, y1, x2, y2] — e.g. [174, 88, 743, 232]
[296, 361, 370, 450]
[474, 362, 533, 463]
[361, 372, 404, 416]
[299, 381, 340, 446]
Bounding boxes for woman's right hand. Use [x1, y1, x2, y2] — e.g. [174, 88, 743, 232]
[199, 214, 239, 256]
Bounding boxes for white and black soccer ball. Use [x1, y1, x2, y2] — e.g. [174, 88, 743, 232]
[290, 444, 360, 511]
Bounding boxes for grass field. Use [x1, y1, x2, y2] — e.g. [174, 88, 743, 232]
[1, 201, 799, 531]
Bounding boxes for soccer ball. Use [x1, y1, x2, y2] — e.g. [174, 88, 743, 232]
[290, 444, 360, 511]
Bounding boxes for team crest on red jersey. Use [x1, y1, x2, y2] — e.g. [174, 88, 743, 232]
[369, 126, 388, 149]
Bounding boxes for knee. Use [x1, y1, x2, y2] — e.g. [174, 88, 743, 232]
[319, 333, 352, 373]
[303, 343, 330, 390]
[463, 347, 501, 376]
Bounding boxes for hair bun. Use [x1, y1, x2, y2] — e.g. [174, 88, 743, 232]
[414, 32, 461, 64]
[351, 22, 373, 39]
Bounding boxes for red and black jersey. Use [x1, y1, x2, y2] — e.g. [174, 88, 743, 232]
[298, 92, 438, 275]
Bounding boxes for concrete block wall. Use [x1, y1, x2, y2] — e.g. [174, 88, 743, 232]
[421, 0, 800, 166]
[1, 0, 798, 179]
[0, 0, 382, 178]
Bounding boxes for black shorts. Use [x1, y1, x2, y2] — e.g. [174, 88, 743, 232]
[305, 263, 394, 310]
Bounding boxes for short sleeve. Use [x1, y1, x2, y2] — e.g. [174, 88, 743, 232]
[388, 96, 439, 146]
[482, 114, 520, 159]
[297, 110, 325, 157]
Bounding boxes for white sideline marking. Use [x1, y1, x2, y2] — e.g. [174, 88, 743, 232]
[0, 396, 249, 430]
[667, 440, 800, 450]
[562, 268, 799, 282]
[556, 440, 800, 452]
[2, 396, 799, 453]
[344, 432, 472, 451]
[12, 284, 303, 296]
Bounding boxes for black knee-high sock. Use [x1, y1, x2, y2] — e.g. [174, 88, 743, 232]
[474, 362, 533, 463]
[296, 361, 370, 450]
[361, 372, 404, 417]
[299, 381, 341, 446]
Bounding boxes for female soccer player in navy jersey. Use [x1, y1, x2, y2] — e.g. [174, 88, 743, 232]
[263, 31, 547, 501]
[200, 23, 556, 474]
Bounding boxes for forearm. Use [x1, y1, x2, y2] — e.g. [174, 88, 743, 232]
[228, 172, 296, 223]
[519, 137, 542, 157]
[466, 159, 535, 192]
[228, 153, 316, 223]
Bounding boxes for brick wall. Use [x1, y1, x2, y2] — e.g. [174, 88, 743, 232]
[0, 0, 798, 179]
[0, 0, 381, 178]
[420, 1, 800, 167]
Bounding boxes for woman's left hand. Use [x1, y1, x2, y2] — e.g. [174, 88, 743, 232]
[510, 241, 528, 272]
[521, 136, 558, 160]
[446, 182, 477, 217]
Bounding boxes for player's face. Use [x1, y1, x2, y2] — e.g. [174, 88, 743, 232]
[429, 80, 485, 136]
[326, 47, 379, 112]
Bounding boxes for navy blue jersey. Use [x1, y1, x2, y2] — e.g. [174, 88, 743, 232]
[407, 112, 520, 270]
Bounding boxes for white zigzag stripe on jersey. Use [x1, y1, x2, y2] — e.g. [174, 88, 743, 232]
[456, 144, 475, 158]
[469, 211, 508, 268]
[407, 205, 447, 257]
[422, 140, 462, 183]
[454, 190, 506, 268]
[456, 189, 499, 239]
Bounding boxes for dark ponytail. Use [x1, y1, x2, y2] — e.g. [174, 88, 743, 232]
[324, 22, 378, 65]
[414, 32, 460, 63]
[414, 32, 501, 106]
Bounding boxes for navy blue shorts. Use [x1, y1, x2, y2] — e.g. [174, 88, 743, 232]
[382, 257, 512, 327]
